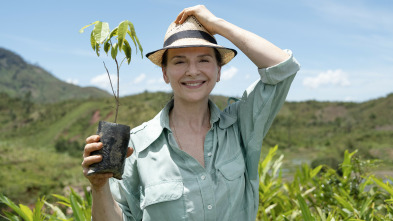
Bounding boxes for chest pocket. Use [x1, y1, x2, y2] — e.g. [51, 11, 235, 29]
[219, 151, 246, 180]
[217, 151, 247, 214]
[140, 181, 186, 220]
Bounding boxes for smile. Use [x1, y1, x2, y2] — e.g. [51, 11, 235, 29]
[182, 81, 206, 87]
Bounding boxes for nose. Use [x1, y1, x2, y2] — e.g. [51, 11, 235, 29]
[186, 61, 200, 77]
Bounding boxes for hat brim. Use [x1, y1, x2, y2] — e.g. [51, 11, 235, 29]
[146, 44, 237, 67]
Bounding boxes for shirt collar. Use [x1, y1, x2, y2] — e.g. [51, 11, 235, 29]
[160, 99, 222, 130]
[132, 99, 236, 153]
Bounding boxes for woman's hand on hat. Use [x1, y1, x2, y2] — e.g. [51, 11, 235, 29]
[175, 5, 221, 35]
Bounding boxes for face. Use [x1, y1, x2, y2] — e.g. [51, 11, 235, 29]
[162, 47, 221, 104]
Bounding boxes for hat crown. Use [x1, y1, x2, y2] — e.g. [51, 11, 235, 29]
[145, 15, 237, 67]
[164, 16, 214, 44]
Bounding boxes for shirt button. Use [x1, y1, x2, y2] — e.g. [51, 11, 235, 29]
[201, 175, 206, 180]
[207, 152, 212, 157]
[207, 205, 213, 210]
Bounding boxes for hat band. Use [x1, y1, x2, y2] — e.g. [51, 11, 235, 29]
[163, 30, 217, 47]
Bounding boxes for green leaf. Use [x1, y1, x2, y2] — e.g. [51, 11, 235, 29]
[90, 32, 96, 51]
[127, 21, 143, 58]
[111, 43, 118, 60]
[104, 41, 111, 55]
[32, 197, 45, 221]
[342, 149, 357, 179]
[310, 165, 322, 178]
[127, 30, 137, 49]
[79, 21, 99, 33]
[95, 43, 100, 56]
[52, 193, 70, 204]
[1, 210, 20, 221]
[70, 193, 85, 221]
[19, 204, 33, 221]
[334, 193, 354, 212]
[117, 21, 128, 52]
[0, 194, 31, 221]
[93, 21, 110, 44]
[260, 145, 278, 182]
[84, 187, 92, 207]
[297, 194, 314, 221]
[71, 188, 84, 205]
[44, 201, 67, 220]
[109, 27, 118, 39]
[372, 176, 393, 195]
[123, 39, 132, 64]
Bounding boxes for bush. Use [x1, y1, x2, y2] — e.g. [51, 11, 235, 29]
[1, 146, 393, 220]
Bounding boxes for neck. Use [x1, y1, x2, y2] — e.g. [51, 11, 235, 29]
[170, 98, 210, 130]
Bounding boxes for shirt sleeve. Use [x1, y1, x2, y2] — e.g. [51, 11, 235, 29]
[227, 49, 300, 180]
[109, 147, 143, 221]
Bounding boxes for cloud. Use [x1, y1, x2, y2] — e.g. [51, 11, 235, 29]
[221, 66, 238, 81]
[90, 73, 117, 89]
[302, 69, 350, 89]
[133, 73, 146, 84]
[66, 78, 79, 85]
[147, 77, 165, 85]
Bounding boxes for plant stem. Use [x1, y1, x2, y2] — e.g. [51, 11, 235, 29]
[103, 61, 120, 123]
[114, 57, 120, 123]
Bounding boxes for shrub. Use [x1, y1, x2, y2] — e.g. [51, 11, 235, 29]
[1, 147, 392, 220]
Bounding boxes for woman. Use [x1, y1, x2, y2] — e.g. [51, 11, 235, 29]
[82, 5, 300, 221]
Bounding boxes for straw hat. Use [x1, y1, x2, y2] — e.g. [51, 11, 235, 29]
[146, 16, 237, 67]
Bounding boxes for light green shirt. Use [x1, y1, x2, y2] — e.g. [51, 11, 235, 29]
[109, 50, 300, 221]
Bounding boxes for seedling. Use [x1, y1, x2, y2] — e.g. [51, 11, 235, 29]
[79, 20, 143, 179]
[79, 20, 143, 122]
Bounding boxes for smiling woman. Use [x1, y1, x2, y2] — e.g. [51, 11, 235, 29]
[82, 4, 300, 221]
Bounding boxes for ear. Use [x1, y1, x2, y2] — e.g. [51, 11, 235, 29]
[216, 66, 221, 82]
[162, 67, 170, 84]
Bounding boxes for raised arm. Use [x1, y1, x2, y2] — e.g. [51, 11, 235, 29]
[175, 5, 289, 68]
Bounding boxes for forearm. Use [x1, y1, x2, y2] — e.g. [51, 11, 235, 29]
[213, 18, 289, 68]
[91, 182, 123, 221]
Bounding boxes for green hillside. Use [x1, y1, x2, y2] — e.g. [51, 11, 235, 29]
[0, 48, 110, 103]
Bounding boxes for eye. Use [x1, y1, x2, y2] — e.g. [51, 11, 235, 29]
[175, 61, 184, 64]
[200, 59, 209, 63]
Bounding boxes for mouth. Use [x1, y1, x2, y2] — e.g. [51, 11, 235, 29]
[182, 81, 206, 88]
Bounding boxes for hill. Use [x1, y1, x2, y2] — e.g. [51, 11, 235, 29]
[0, 48, 110, 103]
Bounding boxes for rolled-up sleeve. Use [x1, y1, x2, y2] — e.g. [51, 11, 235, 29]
[228, 49, 300, 180]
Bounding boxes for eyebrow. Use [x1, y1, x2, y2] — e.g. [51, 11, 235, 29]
[170, 54, 213, 60]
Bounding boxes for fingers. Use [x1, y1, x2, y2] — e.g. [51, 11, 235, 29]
[82, 135, 103, 169]
[83, 142, 103, 158]
[86, 134, 100, 144]
[175, 5, 203, 24]
[81, 154, 102, 168]
[126, 147, 134, 158]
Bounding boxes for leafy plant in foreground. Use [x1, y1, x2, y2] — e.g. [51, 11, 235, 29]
[1, 147, 393, 220]
[0, 188, 91, 221]
[257, 147, 393, 220]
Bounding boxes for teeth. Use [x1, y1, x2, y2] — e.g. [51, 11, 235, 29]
[185, 82, 202, 86]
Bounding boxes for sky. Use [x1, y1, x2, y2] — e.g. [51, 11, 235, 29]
[1, 0, 392, 102]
